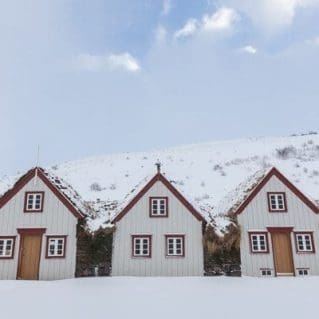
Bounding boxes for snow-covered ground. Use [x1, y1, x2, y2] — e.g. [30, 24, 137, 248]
[1, 134, 319, 232]
[0, 277, 317, 319]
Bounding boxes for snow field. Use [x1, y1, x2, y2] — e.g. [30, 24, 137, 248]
[0, 276, 317, 319]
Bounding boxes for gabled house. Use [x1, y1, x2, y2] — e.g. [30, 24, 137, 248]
[230, 167, 319, 277]
[111, 166, 205, 276]
[0, 167, 86, 280]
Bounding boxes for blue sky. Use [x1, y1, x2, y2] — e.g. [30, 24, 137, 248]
[1, 0, 319, 175]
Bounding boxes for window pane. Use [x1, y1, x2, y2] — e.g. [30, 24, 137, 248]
[48, 238, 65, 256]
[134, 237, 149, 256]
[167, 237, 183, 256]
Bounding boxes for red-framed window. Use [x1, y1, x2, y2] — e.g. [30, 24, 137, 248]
[267, 192, 287, 212]
[149, 197, 168, 217]
[24, 192, 44, 212]
[165, 235, 185, 257]
[46, 236, 67, 258]
[132, 235, 152, 257]
[249, 232, 269, 253]
[294, 232, 315, 253]
[0, 236, 16, 259]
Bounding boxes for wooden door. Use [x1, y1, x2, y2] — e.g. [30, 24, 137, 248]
[17, 234, 42, 280]
[271, 232, 294, 276]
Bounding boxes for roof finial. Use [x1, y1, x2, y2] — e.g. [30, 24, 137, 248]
[34, 144, 40, 186]
[155, 161, 161, 174]
[36, 144, 40, 168]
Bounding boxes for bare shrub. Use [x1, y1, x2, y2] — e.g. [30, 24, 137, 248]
[276, 146, 297, 160]
[90, 182, 103, 192]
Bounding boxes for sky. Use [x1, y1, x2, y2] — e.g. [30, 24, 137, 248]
[1, 0, 319, 175]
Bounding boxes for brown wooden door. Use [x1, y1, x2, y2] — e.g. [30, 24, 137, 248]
[271, 232, 294, 276]
[17, 234, 42, 280]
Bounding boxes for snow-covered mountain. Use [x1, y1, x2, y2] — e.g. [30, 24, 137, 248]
[1, 133, 319, 232]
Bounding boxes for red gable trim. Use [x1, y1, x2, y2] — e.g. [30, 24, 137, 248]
[234, 167, 319, 215]
[0, 167, 84, 219]
[112, 173, 205, 223]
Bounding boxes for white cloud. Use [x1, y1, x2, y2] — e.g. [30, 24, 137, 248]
[174, 7, 239, 39]
[162, 0, 172, 15]
[241, 45, 257, 54]
[108, 53, 140, 72]
[227, 0, 319, 32]
[75, 53, 140, 72]
[155, 25, 167, 44]
[174, 18, 198, 38]
[310, 36, 319, 45]
[306, 36, 319, 46]
[202, 7, 239, 32]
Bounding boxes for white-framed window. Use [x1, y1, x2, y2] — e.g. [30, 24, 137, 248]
[46, 236, 66, 258]
[295, 233, 314, 253]
[24, 192, 44, 212]
[132, 236, 151, 257]
[166, 235, 185, 256]
[150, 197, 168, 217]
[268, 193, 286, 212]
[249, 233, 269, 253]
[0, 238, 15, 258]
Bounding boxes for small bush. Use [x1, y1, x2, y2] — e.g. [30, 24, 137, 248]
[90, 182, 103, 192]
[109, 183, 116, 190]
[276, 146, 297, 160]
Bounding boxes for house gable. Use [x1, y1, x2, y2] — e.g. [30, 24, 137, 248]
[0, 167, 84, 219]
[112, 173, 205, 223]
[234, 167, 319, 215]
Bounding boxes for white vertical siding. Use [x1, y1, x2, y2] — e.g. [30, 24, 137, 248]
[0, 176, 78, 280]
[238, 175, 319, 277]
[112, 181, 204, 276]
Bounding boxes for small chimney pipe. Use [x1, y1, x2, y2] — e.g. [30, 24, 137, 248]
[155, 162, 161, 174]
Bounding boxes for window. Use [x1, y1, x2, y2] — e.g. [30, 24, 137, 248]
[298, 269, 309, 276]
[267, 192, 287, 212]
[261, 269, 272, 276]
[46, 236, 66, 258]
[150, 197, 168, 217]
[132, 235, 151, 257]
[249, 232, 269, 253]
[24, 192, 44, 212]
[0, 237, 15, 258]
[166, 235, 185, 257]
[295, 233, 315, 253]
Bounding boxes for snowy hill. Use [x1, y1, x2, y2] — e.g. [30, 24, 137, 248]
[1, 133, 319, 232]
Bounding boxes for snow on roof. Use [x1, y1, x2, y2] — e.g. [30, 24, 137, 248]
[43, 168, 89, 217]
[114, 174, 153, 216]
[215, 167, 272, 217]
[216, 166, 319, 218]
[86, 174, 153, 231]
[97, 172, 208, 224]
[0, 167, 89, 217]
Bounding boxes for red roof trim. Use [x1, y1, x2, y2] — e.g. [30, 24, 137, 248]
[112, 173, 205, 223]
[234, 167, 319, 215]
[0, 167, 84, 219]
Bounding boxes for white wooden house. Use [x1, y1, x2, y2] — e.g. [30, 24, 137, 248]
[230, 167, 319, 277]
[111, 166, 205, 276]
[0, 167, 86, 280]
